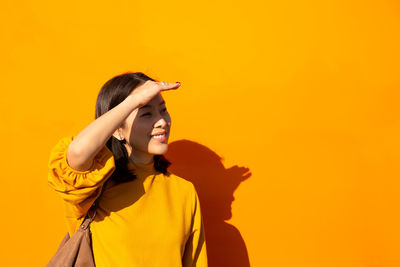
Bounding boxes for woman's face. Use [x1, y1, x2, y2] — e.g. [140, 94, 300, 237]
[117, 93, 171, 164]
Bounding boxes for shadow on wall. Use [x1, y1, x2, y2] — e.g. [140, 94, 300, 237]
[165, 140, 252, 267]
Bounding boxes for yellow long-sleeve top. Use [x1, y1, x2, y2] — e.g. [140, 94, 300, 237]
[48, 135, 208, 267]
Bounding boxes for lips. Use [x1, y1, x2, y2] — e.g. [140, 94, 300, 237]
[150, 129, 168, 143]
[151, 132, 167, 142]
[151, 130, 167, 137]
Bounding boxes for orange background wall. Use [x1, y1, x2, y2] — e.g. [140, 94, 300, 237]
[1, 0, 400, 266]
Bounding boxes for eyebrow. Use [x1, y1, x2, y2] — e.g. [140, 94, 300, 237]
[140, 100, 166, 109]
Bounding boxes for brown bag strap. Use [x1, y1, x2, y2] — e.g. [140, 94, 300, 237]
[80, 179, 110, 230]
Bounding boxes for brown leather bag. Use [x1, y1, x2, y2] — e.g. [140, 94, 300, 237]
[46, 181, 109, 267]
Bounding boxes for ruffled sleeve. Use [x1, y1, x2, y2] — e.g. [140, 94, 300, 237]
[48, 135, 115, 235]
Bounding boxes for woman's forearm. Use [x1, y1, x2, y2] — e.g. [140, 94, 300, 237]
[67, 94, 139, 171]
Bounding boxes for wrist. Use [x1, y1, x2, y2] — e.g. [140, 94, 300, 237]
[124, 94, 142, 111]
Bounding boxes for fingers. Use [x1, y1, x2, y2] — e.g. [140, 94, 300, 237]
[157, 81, 181, 91]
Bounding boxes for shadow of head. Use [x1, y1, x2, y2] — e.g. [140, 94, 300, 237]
[166, 139, 251, 220]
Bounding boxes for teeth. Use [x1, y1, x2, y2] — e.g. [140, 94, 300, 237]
[153, 134, 165, 138]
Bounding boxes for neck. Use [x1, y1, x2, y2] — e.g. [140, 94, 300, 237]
[124, 143, 155, 165]
[128, 151, 154, 165]
[130, 156, 154, 165]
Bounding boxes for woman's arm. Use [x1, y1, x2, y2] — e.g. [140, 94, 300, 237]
[67, 80, 180, 171]
[182, 183, 208, 266]
[66, 94, 139, 171]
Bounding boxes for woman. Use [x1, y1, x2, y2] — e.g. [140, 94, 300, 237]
[47, 72, 208, 266]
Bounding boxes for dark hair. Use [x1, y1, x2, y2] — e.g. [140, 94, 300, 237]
[95, 72, 171, 184]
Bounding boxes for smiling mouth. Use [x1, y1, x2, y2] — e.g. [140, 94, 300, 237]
[152, 133, 166, 138]
[151, 132, 167, 142]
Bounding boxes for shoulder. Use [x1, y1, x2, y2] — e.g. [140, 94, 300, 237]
[159, 171, 196, 195]
[159, 172, 199, 214]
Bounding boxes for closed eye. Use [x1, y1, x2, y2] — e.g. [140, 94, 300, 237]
[141, 108, 167, 117]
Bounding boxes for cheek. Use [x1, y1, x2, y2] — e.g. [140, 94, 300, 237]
[131, 121, 154, 139]
[131, 127, 148, 139]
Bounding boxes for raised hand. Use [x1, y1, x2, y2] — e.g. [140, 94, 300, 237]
[129, 80, 181, 108]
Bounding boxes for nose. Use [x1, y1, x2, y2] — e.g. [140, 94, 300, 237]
[154, 116, 168, 128]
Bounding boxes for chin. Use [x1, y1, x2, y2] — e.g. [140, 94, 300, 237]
[149, 144, 168, 155]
